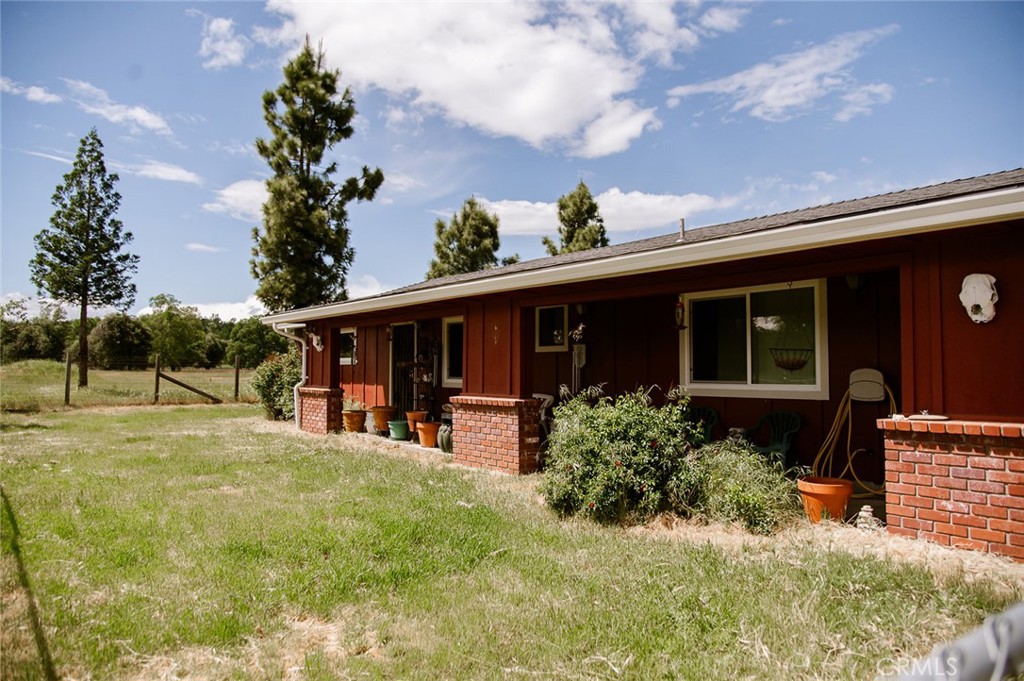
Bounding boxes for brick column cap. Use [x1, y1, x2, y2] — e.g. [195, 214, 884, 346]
[452, 395, 539, 408]
[877, 418, 1023, 438]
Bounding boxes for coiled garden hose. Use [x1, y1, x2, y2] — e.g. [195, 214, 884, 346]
[811, 385, 897, 498]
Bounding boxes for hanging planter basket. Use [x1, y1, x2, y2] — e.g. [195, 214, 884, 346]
[770, 347, 813, 372]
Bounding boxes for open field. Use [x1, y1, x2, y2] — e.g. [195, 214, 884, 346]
[2, 404, 1022, 680]
[0, 360, 258, 412]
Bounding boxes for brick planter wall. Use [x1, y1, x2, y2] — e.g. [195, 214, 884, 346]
[451, 396, 542, 474]
[878, 418, 1024, 561]
[298, 387, 345, 435]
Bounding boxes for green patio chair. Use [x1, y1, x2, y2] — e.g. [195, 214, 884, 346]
[689, 405, 719, 443]
[742, 411, 801, 468]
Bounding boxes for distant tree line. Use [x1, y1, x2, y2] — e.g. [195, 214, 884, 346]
[0, 295, 287, 370]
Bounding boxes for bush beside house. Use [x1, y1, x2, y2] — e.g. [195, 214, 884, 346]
[541, 387, 801, 534]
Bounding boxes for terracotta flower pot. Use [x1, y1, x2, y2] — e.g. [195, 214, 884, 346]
[388, 419, 409, 441]
[416, 421, 441, 448]
[342, 410, 367, 433]
[797, 476, 853, 523]
[406, 410, 428, 430]
[371, 406, 399, 434]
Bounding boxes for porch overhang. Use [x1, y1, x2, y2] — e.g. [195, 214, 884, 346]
[262, 185, 1024, 326]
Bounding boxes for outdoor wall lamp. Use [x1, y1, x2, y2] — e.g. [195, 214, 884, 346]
[674, 294, 687, 330]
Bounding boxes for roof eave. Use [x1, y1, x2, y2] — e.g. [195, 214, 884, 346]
[262, 185, 1024, 325]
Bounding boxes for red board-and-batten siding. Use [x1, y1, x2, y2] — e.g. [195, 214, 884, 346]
[879, 418, 1024, 561]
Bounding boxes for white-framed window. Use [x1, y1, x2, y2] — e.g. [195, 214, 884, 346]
[680, 279, 829, 400]
[535, 305, 568, 352]
[442, 317, 464, 388]
[338, 328, 357, 366]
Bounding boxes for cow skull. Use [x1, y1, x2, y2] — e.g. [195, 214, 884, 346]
[959, 273, 998, 324]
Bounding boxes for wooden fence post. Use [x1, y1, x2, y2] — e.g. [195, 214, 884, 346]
[64, 350, 73, 406]
[153, 354, 161, 404]
[234, 355, 241, 402]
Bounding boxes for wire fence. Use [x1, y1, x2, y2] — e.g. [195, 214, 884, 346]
[0, 354, 257, 412]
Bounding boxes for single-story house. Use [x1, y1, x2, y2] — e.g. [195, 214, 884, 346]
[263, 168, 1024, 560]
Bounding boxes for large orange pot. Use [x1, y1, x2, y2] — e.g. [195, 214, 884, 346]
[371, 406, 399, 435]
[416, 421, 441, 448]
[797, 476, 853, 523]
[342, 410, 367, 433]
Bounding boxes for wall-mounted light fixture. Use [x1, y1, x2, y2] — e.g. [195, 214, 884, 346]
[674, 294, 686, 330]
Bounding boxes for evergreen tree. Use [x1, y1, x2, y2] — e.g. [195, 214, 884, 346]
[542, 180, 609, 256]
[426, 197, 518, 279]
[251, 38, 384, 311]
[29, 128, 139, 386]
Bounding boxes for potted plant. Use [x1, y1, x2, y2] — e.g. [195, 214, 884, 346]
[342, 398, 368, 433]
[371, 405, 399, 435]
[796, 476, 853, 523]
[388, 419, 409, 441]
[416, 420, 441, 448]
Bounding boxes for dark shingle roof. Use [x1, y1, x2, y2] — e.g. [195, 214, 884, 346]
[270, 168, 1023, 318]
[376, 168, 1024, 299]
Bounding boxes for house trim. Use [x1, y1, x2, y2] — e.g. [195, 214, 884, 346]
[263, 187, 1024, 325]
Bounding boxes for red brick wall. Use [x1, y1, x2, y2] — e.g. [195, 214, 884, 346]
[451, 396, 541, 474]
[298, 387, 345, 435]
[879, 418, 1023, 561]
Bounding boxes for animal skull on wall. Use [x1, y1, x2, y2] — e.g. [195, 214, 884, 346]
[958, 273, 998, 324]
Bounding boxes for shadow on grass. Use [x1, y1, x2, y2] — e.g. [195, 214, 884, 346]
[0, 422, 50, 433]
[1, 487, 58, 681]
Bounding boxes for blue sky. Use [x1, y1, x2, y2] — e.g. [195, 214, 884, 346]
[2, 1, 1022, 319]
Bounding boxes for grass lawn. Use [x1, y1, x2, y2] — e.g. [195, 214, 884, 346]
[0, 360, 257, 412]
[2, 404, 1021, 680]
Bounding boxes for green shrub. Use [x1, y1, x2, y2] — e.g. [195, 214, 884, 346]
[540, 388, 703, 525]
[668, 439, 802, 535]
[250, 347, 301, 420]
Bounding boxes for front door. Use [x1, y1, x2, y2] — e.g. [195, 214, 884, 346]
[390, 323, 416, 413]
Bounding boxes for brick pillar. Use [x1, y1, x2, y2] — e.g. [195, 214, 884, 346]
[450, 396, 541, 474]
[878, 418, 1024, 561]
[298, 387, 345, 435]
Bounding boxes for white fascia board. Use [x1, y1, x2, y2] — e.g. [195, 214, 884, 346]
[262, 187, 1024, 325]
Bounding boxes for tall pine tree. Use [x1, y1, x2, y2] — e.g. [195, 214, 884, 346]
[426, 197, 518, 279]
[30, 128, 139, 387]
[252, 38, 384, 311]
[542, 180, 609, 256]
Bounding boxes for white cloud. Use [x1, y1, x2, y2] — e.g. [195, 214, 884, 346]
[261, 2, 744, 158]
[834, 82, 894, 122]
[812, 171, 838, 184]
[698, 5, 750, 34]
[575, 100, 661, 158]
[480, 198, 558, 236]
[484, 187, 737, 236]
[129, 160, 203, 184]
[185, 243, 225, 253]
[188, 10, 251, 70]
[667, 24, 899, 122]
[348, 274, 390, 299]
[381, 171, 425, 193]
[184, 295, 266, 321]
[1, 76, 62, 104]
[21, 149, 73, 164]
[202, 179, 267, 222]
[63, 79, 172, 135]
